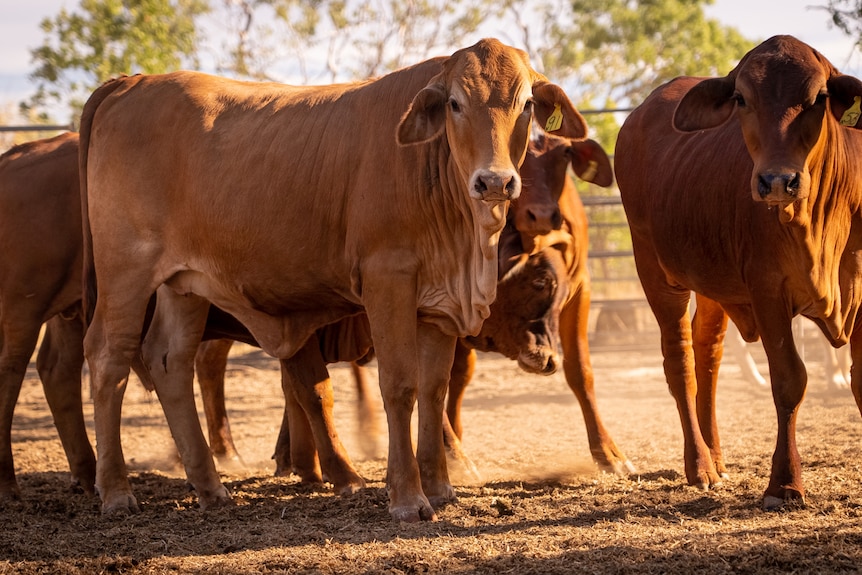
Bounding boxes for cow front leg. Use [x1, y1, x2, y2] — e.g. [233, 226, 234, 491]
[141, 288, 231, 510]
[758, 315, 808, 509]
[559, 291, 634, 475]
[416, 323, 457, 508]
[691, 294, 729, 478]
[37, 314, 96, 494]
[850, 330, 862, 417]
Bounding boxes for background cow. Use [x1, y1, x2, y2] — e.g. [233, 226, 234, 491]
[0, 133, 95, 500]
[80, 39, 589, 521]
[615, 35, 862, 509]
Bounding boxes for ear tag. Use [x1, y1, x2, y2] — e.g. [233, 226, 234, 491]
[581, 160, 598, 182]
[545, 103, 563, 132]
[840, 96, 861, 127]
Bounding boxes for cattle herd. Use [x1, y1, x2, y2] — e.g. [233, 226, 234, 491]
[0, 35, 860, 524]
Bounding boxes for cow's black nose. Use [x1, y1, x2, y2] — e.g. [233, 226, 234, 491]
[758, 173, 801, 198]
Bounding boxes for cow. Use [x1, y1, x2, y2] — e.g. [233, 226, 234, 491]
[0, 132, 95, 500]
[614, 35, 862, 509]
[455, 131, 634, 474]
[79, 38, 589, 521]
[193, 132, 633, 481]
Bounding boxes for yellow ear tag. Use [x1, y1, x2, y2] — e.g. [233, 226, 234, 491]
[581, 160, 598, 182]
[545, 103, 563, 132]
[840, 96, 861, 127]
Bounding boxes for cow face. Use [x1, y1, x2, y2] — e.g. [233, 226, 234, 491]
[514, 131, 612, 238]
[673, 35, 862, 221]
[463, 248, 569, 374]
[397, 38, 588, 231]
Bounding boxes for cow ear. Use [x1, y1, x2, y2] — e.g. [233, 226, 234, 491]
[568, 138, 614, 187]
[532, 81, 588, 140]
[673, 77, 736, 132]
[397, 83, 448, 145]
[827, 73, 862, 129]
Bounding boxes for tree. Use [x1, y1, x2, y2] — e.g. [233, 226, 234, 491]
[25, 0, 208, 123]
[824, 0, 862, 50]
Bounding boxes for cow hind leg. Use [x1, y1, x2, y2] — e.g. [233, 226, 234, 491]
[195, 338, 245, 471]
[852, 332, 862, 417]
[442, 343, 482, 483]
[0, 316, 43, 499]
[141, 287, 231, 510]
[37, 313, 96, 495]
[273, 372, 323, 484]
[279, 337, 364, 495]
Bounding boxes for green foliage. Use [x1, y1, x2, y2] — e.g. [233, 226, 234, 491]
[825, 0, 862, 49]
[25, 0, 208, 123]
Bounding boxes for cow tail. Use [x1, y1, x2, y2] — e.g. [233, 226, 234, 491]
[78, 77, 127, 326]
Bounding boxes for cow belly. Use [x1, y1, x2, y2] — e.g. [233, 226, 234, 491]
[164, 269, 357, 359]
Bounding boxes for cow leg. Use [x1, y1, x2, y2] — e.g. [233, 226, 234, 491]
[0, 313, 45, 499]
[440, 342, 481, 483]
[634, 247, 722, 489]
[446, 341, 475, 440]
[691, 294, 728, 478]
[36, 313, 96, 495]
[351, 361, 381, 460]
[273, 365, 324, 484]
[851, 330, 862, 416]
[86, 286, 155, 514]
[194, 338, 244, 470]
[140, 287, 231, 510]
[559, 286, 635, 475]
[279, 338, 364, 494]
[757, 312, 807, 509]
[415, 323, 457, 509]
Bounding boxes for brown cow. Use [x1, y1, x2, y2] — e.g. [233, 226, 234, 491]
[0, 132, 95, 499]
[615, 35, 862, 509]
[459, 131, 634, 474]
[80, 39, 589, 521]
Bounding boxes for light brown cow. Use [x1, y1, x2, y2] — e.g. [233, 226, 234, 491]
[615, 35, 862, 509]
[0, 132, 95, 499]
[80, 39, 588, 521]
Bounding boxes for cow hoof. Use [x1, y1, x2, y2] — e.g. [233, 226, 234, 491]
[390, 504, 437, 523]
[334, 476, 367, 496]
[428, 492, 458, 510]
[198, 486, 233, 510]
[101, 494, 140, 516]
[762, 489, 805, 511]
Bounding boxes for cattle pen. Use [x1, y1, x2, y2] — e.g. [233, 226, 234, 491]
[2, 119, 861, 574]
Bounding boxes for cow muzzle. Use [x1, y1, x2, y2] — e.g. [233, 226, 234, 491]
[753, 171, 807, 204]
[469, 169, 521, 201]
[517, 346, 559, 375]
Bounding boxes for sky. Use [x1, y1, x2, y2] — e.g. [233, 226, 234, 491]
[0, 0, 860, 121]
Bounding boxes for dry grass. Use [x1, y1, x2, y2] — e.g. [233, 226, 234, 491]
[2, 343, 861, 574]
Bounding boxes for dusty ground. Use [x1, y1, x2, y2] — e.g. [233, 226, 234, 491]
[2, 335, 861, 574]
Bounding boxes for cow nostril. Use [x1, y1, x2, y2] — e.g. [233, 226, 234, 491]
[474, 178, 488, 195]
[551, 210, 562, 229]
[758, 174, 773, 197]
[787, 172, 801, 194]
[505, 177, 518, 196]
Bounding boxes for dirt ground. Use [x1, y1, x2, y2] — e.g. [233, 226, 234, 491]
[2, 335, 861, 574]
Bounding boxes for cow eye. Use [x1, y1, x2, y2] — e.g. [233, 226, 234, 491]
[449, 98, 461, 114]
[733, 92, 746, 107]
[523, 100, 534, 115]
[814, 92, 828, 106]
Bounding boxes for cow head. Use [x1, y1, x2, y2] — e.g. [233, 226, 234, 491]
[514, 130, 613, 238]
[673, 35, 862, 222]
[463, 248, 569, 374]
[396, 38, 588, 231]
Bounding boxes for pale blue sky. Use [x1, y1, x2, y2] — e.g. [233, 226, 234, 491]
[0, 0, 859, 116]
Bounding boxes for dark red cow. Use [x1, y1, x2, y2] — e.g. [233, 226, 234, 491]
[615, 35, 862, 509]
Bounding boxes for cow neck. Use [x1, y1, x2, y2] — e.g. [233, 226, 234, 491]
[413, 136, 504, 337]
[789, 118, 862, 342]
